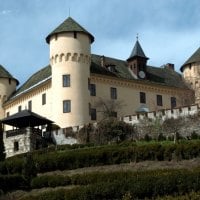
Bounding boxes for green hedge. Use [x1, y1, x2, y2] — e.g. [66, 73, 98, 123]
[0, 174, 27, 192]
[22, 169, 200, 200]
[155, 191, 200, 200]
[0, 141, 200, 175]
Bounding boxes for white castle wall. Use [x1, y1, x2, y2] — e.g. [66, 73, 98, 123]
[122, 104, 199, 125]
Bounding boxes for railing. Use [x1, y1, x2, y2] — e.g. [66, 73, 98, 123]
[5, 127, 42, 138]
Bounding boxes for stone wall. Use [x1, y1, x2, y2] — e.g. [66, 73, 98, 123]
[3, 127, 42, 158]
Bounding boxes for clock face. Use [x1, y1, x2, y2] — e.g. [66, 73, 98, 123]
[138, 71, 146, 79]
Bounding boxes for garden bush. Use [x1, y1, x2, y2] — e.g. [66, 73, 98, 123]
[0, 174, 26, 192]
[0, 141, 200, 175]
[22, 168, 200, 200]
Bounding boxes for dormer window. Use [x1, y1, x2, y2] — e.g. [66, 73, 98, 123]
[107, 65, 116, 73]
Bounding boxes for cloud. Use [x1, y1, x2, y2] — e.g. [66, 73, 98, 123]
[0, 10, 12, 15]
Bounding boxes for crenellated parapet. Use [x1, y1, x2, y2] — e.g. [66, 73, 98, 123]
[121, 104, 199, 125]
[50, 52, 91, 65]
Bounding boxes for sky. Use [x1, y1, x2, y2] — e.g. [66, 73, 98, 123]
[0, 0, 200, 86]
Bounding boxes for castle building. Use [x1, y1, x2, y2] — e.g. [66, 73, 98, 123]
[0, 17, 196, 156]
[1, 17, 194, 129]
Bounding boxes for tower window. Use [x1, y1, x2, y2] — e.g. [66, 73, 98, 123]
[90, 84, 96, 96]
[111, 87, 117, 99]
[8, 78, 11, 85]
[74, 31, 77, 39]
[157, 95, 163, 106]
[42, 93, 46, 105]
[140, 92, 146, 104]
[63, 74, 70, 87]
[63, 100, 71, 113]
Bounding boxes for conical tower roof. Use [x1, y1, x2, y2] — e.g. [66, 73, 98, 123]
[127, 40, 148, 61]
[180, 47, 200, 72]
[46, 17, 94, 43]
[0, 64, 19, 85]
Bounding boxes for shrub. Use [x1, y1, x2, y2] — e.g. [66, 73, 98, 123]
[0, 174, 26, 192]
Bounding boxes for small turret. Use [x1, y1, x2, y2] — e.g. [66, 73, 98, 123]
[127, 37, 149, 79]
[180, 47, 200, 104]
[0, 64, 19, 118]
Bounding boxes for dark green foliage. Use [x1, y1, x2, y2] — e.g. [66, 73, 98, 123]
[98, 118, 134, 143]
[144, 133, 152, 141]
[22, 153, 37, 184]
[0, 123, 5, 161]
[31, 175, 71, 188]
[191, 131, 199, 140]
[0, 174, 26, 192]
[22, 169, 200, 200]
[0, 141, 200, 175]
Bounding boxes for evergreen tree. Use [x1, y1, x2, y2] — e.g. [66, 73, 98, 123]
[22, 153, 37, 185]
[0, 123, 5, 161]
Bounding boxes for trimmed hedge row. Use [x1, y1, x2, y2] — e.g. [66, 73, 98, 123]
[0, 141, 200, 175]
[156, 191, 200, 200]
[21, 169, 200, 200]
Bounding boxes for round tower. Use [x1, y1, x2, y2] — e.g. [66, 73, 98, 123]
[0, 65, 18, 119]
[46, 17, 94, 128]
[180, 47, 200, 104]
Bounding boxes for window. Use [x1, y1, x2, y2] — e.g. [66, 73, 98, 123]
[6, 112, 9, 117]
[28, 100, 32, 111]
[63, 100, 71, 113]
[18, 106, 22, 112]
[42, 93, 46, 105]
[9, 78, 11, 85]
[171, 97, 176, 108]
[91, 108, 96, 120]
[110, 87, 117, 99]
[74, 31, 77, 39]
[63, 74, 70, 87]
[140, 92, 146, 104]
[14, 141, 19, 151]
[90, 84, 96, 96]
[157, 95, 163, 106]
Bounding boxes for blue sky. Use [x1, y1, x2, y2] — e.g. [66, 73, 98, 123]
[0, 0, 200, 85]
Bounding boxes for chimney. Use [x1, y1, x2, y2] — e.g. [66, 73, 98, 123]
[165, 63, 174, 71]
[100, 55, 105, 67]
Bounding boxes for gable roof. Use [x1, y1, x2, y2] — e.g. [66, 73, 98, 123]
[46, 17, 94, 43]
[127, 40, 148, 61]
[180, 47, 200, 72]
[11, 65, 51, 99]
[0, 64, 19, 85]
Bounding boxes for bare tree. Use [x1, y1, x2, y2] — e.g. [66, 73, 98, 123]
[94, 98, 124, 120]
[137, 116, 163, 140]
[162, 117, 185, 143]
